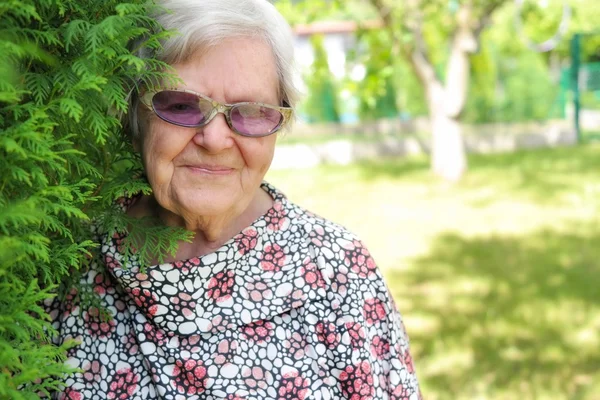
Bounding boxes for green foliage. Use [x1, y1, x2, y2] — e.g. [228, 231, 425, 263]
[349, 29, 400, 120]
[464, 43, 559, 123]
[275, 0, 377, 25]
[462, 42, 498, 123]
[499, 52, 559, 121]
[301, 35, 341, 123]
[392, 61, 429, 118]
[0, 0, 186, 397]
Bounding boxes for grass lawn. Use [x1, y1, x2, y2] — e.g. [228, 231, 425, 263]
[265, 144, 600, 400]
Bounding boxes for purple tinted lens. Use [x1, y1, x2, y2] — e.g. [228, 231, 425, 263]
[230, 104, 283, 135]
[152, 91, 209, 126]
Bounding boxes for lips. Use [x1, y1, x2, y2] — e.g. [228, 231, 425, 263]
[184, 164, 234, 175]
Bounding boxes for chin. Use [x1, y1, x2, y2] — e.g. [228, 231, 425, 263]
[178, 191, 240, 218]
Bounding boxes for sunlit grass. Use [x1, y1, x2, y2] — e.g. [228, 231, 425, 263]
[266, 144, 600, 400]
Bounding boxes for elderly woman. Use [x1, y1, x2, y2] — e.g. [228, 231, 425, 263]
[48, 0, 421, 399]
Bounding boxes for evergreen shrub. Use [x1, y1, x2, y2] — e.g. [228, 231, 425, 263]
[0, 0, 178, 397]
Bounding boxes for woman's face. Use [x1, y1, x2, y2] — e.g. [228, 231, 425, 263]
[137, 37, 280, 222]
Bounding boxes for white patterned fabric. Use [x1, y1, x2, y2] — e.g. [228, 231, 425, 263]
[47, 183, 422, 400]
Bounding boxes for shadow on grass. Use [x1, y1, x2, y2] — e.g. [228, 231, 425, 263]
[385, 223, 600, 399]
[355, 144, 600, 205]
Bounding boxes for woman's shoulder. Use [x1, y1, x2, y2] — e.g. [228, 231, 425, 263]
[262, 182, 360, 241]
[262, 183, 384, 287]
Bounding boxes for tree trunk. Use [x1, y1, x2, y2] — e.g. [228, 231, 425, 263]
[404, 5, 477, 181]
[417, 60, 468, 182]
[430, 110, 467, 181]
[428, 6, 475, 181]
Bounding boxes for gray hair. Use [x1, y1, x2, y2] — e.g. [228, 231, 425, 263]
[127, 0, 299, 138]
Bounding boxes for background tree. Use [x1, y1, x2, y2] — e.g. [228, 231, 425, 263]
[350, 29, 400, 121]
[277, 0, 594, 179]
[302, 35, 341, 123]
[365, 0, 512, 181]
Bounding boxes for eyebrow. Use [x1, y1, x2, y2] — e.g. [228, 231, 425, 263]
[166, 87, 281, 107]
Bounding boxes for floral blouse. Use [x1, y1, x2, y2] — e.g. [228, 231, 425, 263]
[47, 183, 422, 400]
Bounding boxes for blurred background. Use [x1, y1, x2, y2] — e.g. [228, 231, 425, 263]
[265, 0, 600, 398]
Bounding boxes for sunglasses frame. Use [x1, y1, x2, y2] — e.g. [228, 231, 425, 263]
[140, 89, 293, 137]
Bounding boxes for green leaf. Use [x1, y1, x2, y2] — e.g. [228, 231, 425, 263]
[59, 98, 83, 121]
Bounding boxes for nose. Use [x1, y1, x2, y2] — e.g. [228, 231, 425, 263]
[191, 112, 235, 153]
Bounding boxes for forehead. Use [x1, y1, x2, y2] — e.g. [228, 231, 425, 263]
[170, 37, 280, 104]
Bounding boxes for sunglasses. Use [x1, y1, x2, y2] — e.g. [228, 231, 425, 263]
[140, 89, 293, 137]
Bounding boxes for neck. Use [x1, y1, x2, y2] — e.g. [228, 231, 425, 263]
[128, 187, 274, 263]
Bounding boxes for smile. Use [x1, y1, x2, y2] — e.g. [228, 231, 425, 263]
[184, 164, 234, 175]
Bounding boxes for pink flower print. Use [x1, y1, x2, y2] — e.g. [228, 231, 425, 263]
[62, 287, 79, 318]
[107, 368, 139, 399]
[283, 331, 306, 359]
[249, 289, 264, 302]
[84, 307, 115, 338]
[135, 271, 148, 281]
[344, 240, 377, 278]
[301, 259, 326, 289]
[332, 271, 348, 296]
[104, 255, 122, 271]
[180, 334, 201, 353]
[315, 321, 340, 348]
[246, 280, 273, 303]
[338, 361, 375, 400]
[404, 351, 415, 374]
[207, 270, 235, 301]
[211, 314, 225, 330]
[112, 231, 137, 255]
[346, 322, 365, 349]
[215, 339, 238, 364]
[172, 358, 208, 395]
[225, 395, 246, 400]
[290, 289, 306, 309]
[265, 202, 287, 231]
[143, 322, 168, 346]
[391, 383, 412, 400]
[129, 287, 159, 316]
[171, 292, 197, 318]
[277, 370, 310, 400]
[241, 320, 274, 343]
[172, 258, 193, 273]
[59, 388, 82, 400]
[82, 359, 103, 384]
[309, 225, 326, 247]
[363, 298, 387, 325]
[260, 243, 286, 272]
[93, 272, 112, 296]
[122, 332, 139, 355]
[235, 228, 258, 255]
[370, 335, 390, 359]
[112, 231, 126, 253]
[242, 366, 270, 390]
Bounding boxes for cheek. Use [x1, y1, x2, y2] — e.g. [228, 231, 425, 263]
[140, 122, 187, 177]
[240, 137, 276, 174]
